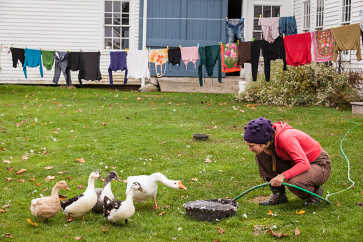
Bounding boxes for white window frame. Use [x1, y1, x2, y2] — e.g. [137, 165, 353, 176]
[316, 0, 324, 30]
[252, 5, 281, 40]
[104, 0, 130, 50]
[341, 0, 351, 24]
[303, 0, 311, 32]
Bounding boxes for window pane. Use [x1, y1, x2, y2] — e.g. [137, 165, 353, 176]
[105, 38, 112, 49]
[113, 27, 120, 37]
[105, 13, 112, 18]
[122, 14, 129, 25]
[122, 27, 129, 37]
[113, 13, 120, 25]
[272, 6, 280, 17]
[122, 39, 129, 49]
[253, 32, 262, 40]
[122, 2, 129, 13]
[263, 6, 271, 17]
[105, 26, 112, 37]
[113, 39, 121, 49]
[254, 5, 262, 17]
[105, 1, 112, 12]
[113, 1, 120, 12]
[253, 18, 261, 30]
[105, 18, 112, 25]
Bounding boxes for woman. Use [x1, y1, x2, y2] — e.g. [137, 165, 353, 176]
[243, 117, 331, 206]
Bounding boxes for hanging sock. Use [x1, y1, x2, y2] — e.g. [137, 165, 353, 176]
[108, 51, 128, 85]
[23, 49, 43, 79]
[198, 45, 222, 86]
[10, 48, 25, 68]
[41, 50, 55, 70]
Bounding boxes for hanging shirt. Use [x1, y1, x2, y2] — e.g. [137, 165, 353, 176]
[168, 47, 181, 66]
[221, 43, 240, 73]
[198, 45, 222, 86]
[78, 52, 102, 82]
[149, 48, 168, 77]
[41, 50, 55, 70]
[237, 41, 251, 65]
[108, 51, 128, 85]
[23, 49, 43, 79]
[66, 52, 81, 85]
[53, 51, 69, 85]
[127, 49, 150, 80]
[283, 32, 312, 66]
[312, 29, 334, 62]
[10, 47, 25, 68]
[258, 17, 280, 43]
[279, 16, 297, 36]
[180, 46, 199, 70]
[331, 23, 361, 61]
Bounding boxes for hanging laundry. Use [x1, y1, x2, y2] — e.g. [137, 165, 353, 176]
[53, 51, 69, 85]
[360, 10, 363, 32]
[279, 16, 297, 36]
[180, 46, 199, 70]
[127, 49, 150, 86]
[10, 47, 25, 68]
[225, 17, 245, 43]
[237, 41, 251, 65]
[108, 51, 128, 85]
[283, 32, 311, 66]
[23, 49, 43, 79]
[331, 23, 361, 61]
[168, 47, 181, 66]
[221, 43, 240, 73]
[251, 36, 287, 82]
[149, 48, 168, 77]
[66, 52, 81, 85]
[311, 29, 334, 62]
[198, 45, 222, 86]
[258, 17, 280, 43]
[41, 50, 55, 71]
[78, 52, 102, 82]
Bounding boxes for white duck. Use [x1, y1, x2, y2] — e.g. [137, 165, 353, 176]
[30, 180, 70, 222]
[61, 171, 100, 221]
[103, 181, 144, 224]
[126, 172, 186, 209]
[93, 171, 122, 213]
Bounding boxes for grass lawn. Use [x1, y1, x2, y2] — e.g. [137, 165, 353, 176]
[0, 85, 362, 241]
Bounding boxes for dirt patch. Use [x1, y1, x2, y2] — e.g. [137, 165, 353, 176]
[248, 196, 270, 204]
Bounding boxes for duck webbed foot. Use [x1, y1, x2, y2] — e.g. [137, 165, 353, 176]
[153, 197, 159, 209]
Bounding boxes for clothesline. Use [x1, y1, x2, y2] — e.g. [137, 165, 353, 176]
[142, 17, 225, 21]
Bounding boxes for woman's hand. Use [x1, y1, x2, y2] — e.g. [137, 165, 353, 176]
[270, 174, 286, 187]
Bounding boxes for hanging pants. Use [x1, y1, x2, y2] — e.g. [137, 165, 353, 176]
[198, 45, 222, 86]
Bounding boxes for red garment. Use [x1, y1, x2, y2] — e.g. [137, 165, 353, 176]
[283, 33, 311, 66]
[272, 122, 322, 180]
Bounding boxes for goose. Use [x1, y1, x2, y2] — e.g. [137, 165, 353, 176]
[126, 172, 186, 209]
[103, 181, 144, 224]
[61, 171, 100, 221]
[93, 171, 122, 213]
[30, 180, 70, 222]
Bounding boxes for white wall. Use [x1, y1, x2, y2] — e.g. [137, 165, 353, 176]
[0, 0, 140, 84]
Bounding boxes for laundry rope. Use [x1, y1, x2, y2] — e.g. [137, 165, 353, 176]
[141, 17, 225, 21]
[325, 121, 360, 200]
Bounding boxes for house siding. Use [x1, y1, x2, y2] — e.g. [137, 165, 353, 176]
[0, 0, 140, 84]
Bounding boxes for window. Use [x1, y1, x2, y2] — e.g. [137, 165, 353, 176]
[253, 5, 280, 40]
[303, 1, 311, 31]
[342, 0, 351, 24]
[316, 0, 324, 30]
[104, 0, 130, 50]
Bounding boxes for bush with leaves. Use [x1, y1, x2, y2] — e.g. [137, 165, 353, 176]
[238, 61, 363, 108]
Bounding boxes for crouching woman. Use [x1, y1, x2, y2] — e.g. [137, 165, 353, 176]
[243, 117, 331, 206]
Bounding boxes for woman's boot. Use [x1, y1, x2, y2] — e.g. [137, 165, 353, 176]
[259, 185, 288, 205]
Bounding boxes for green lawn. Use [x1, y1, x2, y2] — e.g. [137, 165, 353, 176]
[0, 85, 362, 242]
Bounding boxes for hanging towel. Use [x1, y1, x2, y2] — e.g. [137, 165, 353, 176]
[238, 41, 251, 65]
[180, 46, 199, 70]
[331, 23, 361, 61]
[79, 52, 102, 82]
[41, 50, 55, 70]
[149, 48, 168, 77]
[283, 33, 312, 66]
[198, 45, 222, 86]
[53, 51, 69, 85]
[221, 43, 240, 73]
[251, 36, 287, 82]
[258, 17, 280, 43]
[108, 51, 128, 85]
[127, 49, 150, 80]
[312, 30, 334, 62]
[23, 49, 43, 79]
[66, 52, 81, 85]
[10, 48, 25, 68]
[279, 16, 297, 36]
[168, 47, 181, 66]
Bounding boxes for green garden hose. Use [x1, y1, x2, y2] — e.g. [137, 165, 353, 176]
[232, 182, 330, 204]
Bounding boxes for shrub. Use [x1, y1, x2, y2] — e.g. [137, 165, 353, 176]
[237, 61, 363, 108]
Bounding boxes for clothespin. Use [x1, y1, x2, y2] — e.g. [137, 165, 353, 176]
[166, 45, 168, 49]
[197, 43, 200, 48]
[178, 45, 182, 49]
[225, 16, 228, 21]
[259, 14, 262, 19]
[237, 40, 239, 45]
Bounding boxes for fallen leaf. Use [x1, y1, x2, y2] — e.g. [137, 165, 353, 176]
[214, 240, 220, 242]
[0, 147, 7, 151]
[357, 202, 363, 206]
[296, 209, 305, 215]
[360, 190, 363, 195]
[42, 187, 49, 192]
[295, 227, 301, 236]
[218, 227, 224, 234]
[158, 211, 166, 216]
[163, 205, 171, 209]
[78, 185, 84, 190]
[7, 167, 14, 171]
[2, 204, 10, 209]
[18, 179, 24, 183]
[29, 177, 36, 182]
[44, 166, 53, 170]
[137, 97, 142, 100]
[35, 182, 41, 187]
[76, 158, 85, 163]
[57, 171, 65, 175]
[205, 156, 212, 163]
[67, 176, 72, 181]
[22, 154, 29, 160]
[102, 122, 107, 126]
[3, 160, 11, 164]
[5, 233, 13, 238]
[101, 226, 109, 233]
[26, 218, 38, 227]
[191, 177, 199, 182]
[6, 178, 12, 182]
[0, 208, 7, 213]
[16, 168, 27, 175]
[267, 209, 273, 216]
[268, 229, 289, 238]
[74, 236, 82, 240]
[337, 202, 342, 207]
[45, 176, 55, 182]
[16, 120, 27, 127]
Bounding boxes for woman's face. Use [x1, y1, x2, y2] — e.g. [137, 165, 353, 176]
[246, 142, 266, 154]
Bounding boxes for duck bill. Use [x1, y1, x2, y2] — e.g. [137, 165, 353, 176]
[178, 181, 187, 190]
[116, 177, 123, 182]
